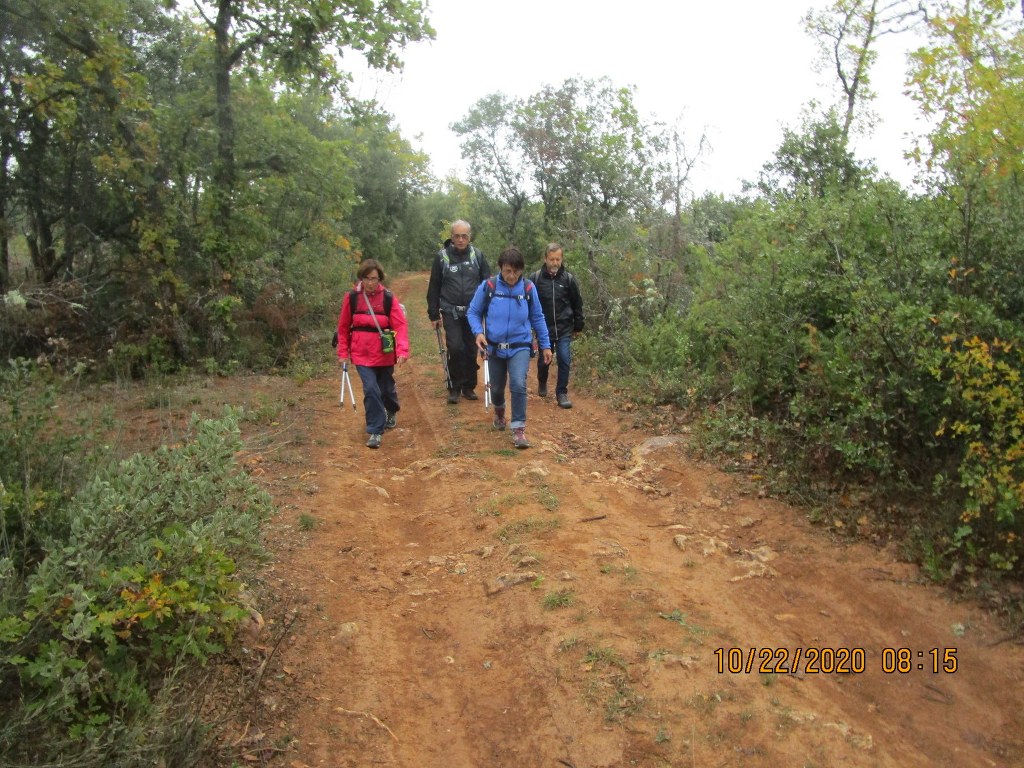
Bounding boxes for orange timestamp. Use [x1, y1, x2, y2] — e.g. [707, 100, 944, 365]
[714, 647, 959, 675]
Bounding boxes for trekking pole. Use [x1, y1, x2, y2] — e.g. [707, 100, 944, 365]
[340, 362, 356, 411]
[481, 349, 491, 410]
[435, 326, 453, 391]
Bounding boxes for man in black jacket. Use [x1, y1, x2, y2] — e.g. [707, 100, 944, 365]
[426, 220, 490, 403]
[531, 242, 585, 408]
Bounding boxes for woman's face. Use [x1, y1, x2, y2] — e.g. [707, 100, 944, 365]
[499, 264, 522, 286]
[362, 271, 381, 290]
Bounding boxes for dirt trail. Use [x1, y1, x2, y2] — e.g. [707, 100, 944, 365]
[242, 273, 1024, 768]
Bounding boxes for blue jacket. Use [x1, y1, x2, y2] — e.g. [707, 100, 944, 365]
[468, 276, 551, 359]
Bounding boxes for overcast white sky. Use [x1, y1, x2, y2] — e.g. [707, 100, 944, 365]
[348, 0, 928, 197]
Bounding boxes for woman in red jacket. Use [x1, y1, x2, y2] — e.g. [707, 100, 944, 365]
[336, 259, 410, 448]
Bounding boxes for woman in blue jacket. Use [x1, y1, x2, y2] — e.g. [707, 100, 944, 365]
[468, 246, 552, 449]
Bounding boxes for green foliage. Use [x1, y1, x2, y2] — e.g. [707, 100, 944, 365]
[0, 371, 273, 766]
[0, 360, 84, 570]
[1, 0, 435, 370]
[542, 590, 575, 610]
[935, 335, 1024, 573]
[587, 303, 695, 406]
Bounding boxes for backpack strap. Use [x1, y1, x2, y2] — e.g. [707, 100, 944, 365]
[481, 277, 533, 316]
[349, 289, 393, 325]
[439, 245, 479, 270]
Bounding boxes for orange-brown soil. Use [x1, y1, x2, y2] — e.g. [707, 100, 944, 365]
[223, 273, 1024, 768]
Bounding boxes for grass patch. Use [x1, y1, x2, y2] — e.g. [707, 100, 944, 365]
[495, 515, 560, 543]
[543, 589, 576, 610]
[658, 609, 709, 642]
[557, 636, 581, 652]
[476, 492, 529, 518]
[583, 646, 626, 669]
[537, 485, 559, 511]
[238, 396, 284, 425]
[604, 677, 644, 723]
[298, 513, 318, 531]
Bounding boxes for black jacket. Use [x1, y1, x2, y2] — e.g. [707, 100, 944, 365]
[426, 241, 490, 321]
[530, 265, 585, 340]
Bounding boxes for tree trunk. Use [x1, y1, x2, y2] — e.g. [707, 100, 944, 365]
[213, 0, 236, 276]
[0, 139, 10, 293]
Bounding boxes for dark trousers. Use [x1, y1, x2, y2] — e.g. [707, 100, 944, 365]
[356, 365, 399, 434]
[441, 312, 479, 393]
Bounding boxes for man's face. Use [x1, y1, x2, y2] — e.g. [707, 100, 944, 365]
[544, 249, 563, 275]
[451, 226, 471, 251]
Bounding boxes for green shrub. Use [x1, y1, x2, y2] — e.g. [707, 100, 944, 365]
[935, 335, 1024, 574]
[0, 395, 273, 765]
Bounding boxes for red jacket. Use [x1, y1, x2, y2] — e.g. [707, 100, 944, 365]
[336, 283, 410, 367]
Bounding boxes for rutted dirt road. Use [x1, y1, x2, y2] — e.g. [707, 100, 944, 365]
[235, 273, 1024, 768]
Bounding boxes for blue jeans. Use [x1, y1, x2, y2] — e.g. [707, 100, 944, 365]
[537, 335, 572, 394]
[486, 349, 530, 428]
[356, 365, 399, 434]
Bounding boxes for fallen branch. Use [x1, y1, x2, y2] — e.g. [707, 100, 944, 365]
[579, 515, 607, 523]
[336, 707, 399, 741]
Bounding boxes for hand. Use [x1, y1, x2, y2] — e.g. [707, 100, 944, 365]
[475, 333, 487, 353]
[396, 355, 408, 366]
[542, 349, 553, 365]
[432, 319, 441, 329]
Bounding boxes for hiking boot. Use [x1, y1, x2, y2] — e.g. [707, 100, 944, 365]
[366, 433, 382, 449]
[492, 406, 507, 431]
[384, 412, 397, 430]
[447, 389, 460, 404]
[461, 389, 479, 400]
[556, 392, 573, 409]
[537, 384, 548, 398]
[512, 427, 529, 449]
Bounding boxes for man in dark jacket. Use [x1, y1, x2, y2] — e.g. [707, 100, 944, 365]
[531, 242, 585, 408]
[426, 220, 490, 403]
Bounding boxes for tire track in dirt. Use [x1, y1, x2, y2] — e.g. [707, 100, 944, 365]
[245, 273, 1024, 768]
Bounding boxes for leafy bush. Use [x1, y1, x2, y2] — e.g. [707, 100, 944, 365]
[0, 366, 273, 766]
[934, 335, 1024, 574]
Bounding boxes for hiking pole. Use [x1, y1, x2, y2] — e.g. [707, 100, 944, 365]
[481, 349, 491, 410]
[435, 326, 453, 391]
[340, 362, 356, 410]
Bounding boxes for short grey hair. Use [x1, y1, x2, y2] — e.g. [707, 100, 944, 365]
[451, 219, 472, 235]
[545, 242, 563, 255]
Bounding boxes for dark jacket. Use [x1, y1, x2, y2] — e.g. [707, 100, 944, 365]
[530, 265, 585, 341]
[426, 241, 490, 321]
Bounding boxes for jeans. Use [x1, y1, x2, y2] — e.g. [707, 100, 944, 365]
[486, 349, 530, 428]
[537, 334, 572, 394]
[356, 365, 399, 434]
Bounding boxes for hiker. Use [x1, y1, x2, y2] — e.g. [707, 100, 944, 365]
[531, 242, 585, 409]
[336, 259, 410, 449]
[426, 220, 490, 404]
[468, 246, 552, 449]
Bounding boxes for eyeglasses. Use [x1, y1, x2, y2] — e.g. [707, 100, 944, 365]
[451, 233, 470, 240]
[363, 275, 380, 282]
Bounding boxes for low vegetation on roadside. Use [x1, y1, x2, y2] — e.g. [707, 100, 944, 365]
[0, 362, 274, 766]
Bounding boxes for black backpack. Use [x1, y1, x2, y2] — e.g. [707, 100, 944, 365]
[332, 289, 394, 347]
